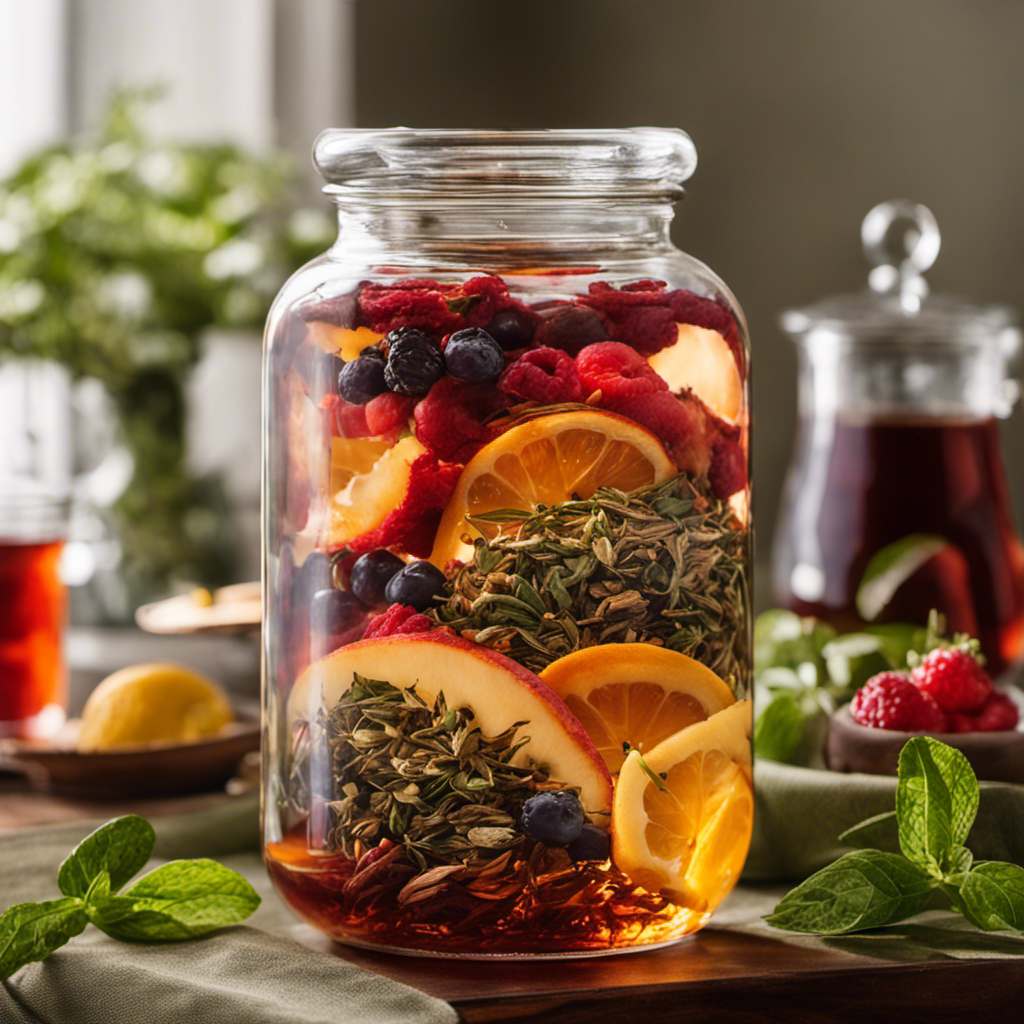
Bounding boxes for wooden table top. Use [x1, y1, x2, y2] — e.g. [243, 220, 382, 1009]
[5, 773, 1023, 1024]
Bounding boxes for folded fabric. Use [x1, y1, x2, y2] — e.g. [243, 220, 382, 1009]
[0, 795, 458, 1024]
[744, 757, 1024, 882]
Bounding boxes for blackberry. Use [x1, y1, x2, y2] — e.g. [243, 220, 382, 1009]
[384, 559, 448, 611]
[566, 824, 611, 863]
[383, 328, 445, 395]
[486, 308, 536, 350]
[519, 791, 585, 847]
[349, 549, 405, 606]
[444, 328, 505, 384]
[337, 352, 387, 404]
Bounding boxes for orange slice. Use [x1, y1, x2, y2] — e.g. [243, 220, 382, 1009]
[647, 323, 744, 423]
[429, 410, 675, 566]
[326, 435, 424, 549]
[307, 323, 383, 361]
[539, 644, 735, 775]
[611, 699, 753, 915]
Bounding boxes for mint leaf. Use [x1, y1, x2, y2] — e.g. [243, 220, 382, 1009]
[58, 815, 155, 898]
[960, 862, 1024, 933]
[88, 859, 260, 941]
[765, 850, 935, 935]
[837, 810, 898, 849]
[856, 534, 947, 621]
[896, 736, 978, 877]
[754, 692, 808, 763]
[0, 899, 87, 980]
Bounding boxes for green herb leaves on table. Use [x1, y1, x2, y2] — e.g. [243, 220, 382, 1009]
[765, 736, 1024, 937]
[0, 815, 260, 980]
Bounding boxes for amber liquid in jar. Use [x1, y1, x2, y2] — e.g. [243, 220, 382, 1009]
[774, 414, 1024, 677]
[0, 538, 65, 735]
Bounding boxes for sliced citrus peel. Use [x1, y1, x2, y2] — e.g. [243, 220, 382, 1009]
[429, 409, 675, 567]
[611, 699, 753, 912]
[539, 644, 736, 775]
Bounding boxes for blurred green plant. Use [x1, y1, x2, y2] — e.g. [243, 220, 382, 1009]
[0, 89, 332, 608]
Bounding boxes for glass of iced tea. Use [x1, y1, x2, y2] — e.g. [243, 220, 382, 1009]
[0, 480, 70, 738]
[773, 200, 1024, 678]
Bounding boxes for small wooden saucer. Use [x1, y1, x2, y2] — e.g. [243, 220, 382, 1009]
[826, 704, 1024, 783]
[135, 582, 261, 635]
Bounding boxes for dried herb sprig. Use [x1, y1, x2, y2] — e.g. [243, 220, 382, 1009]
[321, 675, 565, 869]
[429, 475, 750, 690]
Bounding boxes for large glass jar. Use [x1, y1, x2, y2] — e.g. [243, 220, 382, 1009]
[262, 129, 752, 956]
[773, 200, 1024, 679]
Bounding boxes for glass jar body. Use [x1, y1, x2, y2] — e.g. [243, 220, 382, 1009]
[262, 137, 752, 957]
[772, 331, 1024, 678]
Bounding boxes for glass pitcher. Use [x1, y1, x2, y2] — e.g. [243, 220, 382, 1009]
[773, 200, 1024, 679]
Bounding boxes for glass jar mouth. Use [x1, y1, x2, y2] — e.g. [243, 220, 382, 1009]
[313, 127, 696, 200]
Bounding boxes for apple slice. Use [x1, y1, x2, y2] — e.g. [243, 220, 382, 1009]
[288, 631, 613, 818]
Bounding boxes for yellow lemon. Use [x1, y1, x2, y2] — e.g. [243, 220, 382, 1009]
[77, 663, 234, 751]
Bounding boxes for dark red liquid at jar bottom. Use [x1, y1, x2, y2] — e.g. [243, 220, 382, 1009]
[0, 539, 65, 735]
[774, 415, 1024, 677]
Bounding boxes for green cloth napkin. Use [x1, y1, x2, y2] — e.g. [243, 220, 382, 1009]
[744, 757, 1024, 882]
[0, 795, 458, 1024]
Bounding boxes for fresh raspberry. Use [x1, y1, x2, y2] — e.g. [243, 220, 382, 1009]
[850, 672, 947, 732]
[498, 347, 584, 404]
[973, 691, 1019, 732]
[362, 603, 433, 639]
[321, 395, 371, 438]
[575, 342, 668, 400]
[414, 377, 512, 463]
[708, 427, 747, 500]
[344, 453, 463, 558]
[945, 712, 977, 734]
[364, 392, 416, 435]
[358, 276, 512, 335]
[911, 648, 993, 712]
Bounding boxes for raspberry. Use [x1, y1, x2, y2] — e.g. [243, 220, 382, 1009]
[358, 276, 512, 335]
[345, 453, 463, 558]
[364, 392, 415, 435]
[973, 691, 1019, 732]
[414, 376, 511, 463]
[850, 672, 947, 732]
[321, 395, 371, 438]
[575, 342, 667, 400]
[708, 422, 747, 500]
[498, 347, 584, 404]
[911, 648, 992, 712]
[945, 712, 977, 734]
[362, 603, 433, 639]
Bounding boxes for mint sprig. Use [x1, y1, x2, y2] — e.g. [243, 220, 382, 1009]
[766, 736, 1024, 937]
[0, 815, 260, 979]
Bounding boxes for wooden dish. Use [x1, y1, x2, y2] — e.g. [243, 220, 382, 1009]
[0, 717, 260, 799]
[135, 582, 261, 635]
[826, 703, 1024, 783]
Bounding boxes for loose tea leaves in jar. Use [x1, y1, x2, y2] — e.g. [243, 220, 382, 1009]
[262, 128, 753, 956]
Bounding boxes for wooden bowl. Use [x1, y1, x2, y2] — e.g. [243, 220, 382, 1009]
[826, 704, 1024, 783]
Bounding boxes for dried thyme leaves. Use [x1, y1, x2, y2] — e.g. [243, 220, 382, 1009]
[321, 675, 563, 870]
[428, 475, 749, 688]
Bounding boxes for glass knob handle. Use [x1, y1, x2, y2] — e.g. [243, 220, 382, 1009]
[862, 200, 941, 313]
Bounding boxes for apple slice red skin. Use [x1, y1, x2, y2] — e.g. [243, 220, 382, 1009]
[289, 630, 613, 818]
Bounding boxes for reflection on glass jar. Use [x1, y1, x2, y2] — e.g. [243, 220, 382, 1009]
[261, 129, 752, 956]
[773, 201, 1024, 679]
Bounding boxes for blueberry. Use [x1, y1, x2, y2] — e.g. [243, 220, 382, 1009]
[444, 328, 505, 383]
[384, 559, 448, 611]
[486, 308, 536, 350]
[566, 824, 611, 862]
[350, 549, 405, 606]
[337, 354, 387, 404]
[383, 328, 446, 395]
[519, 791, 585, 847]
[533, 305, 608, 356]
[310, 588, 365, 658]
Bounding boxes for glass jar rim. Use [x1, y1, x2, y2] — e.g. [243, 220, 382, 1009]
[313, 127, 696, 199]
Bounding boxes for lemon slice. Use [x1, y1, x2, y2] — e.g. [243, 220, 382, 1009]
[540, 644, 735, 775]
[611, 699, 752, 912]
[430, 409, 674, 566]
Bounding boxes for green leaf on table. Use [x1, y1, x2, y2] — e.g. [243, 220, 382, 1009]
[87, 859, 260, 942]
[960, 862, 1024, 933]
[0, 898, 88, 980]
[754, 692, 808, 763]
[765, 850, 935, 935]
[896, 737, 978, 878]
[855, 534, 947, 621]
[58, 815, 155, 898]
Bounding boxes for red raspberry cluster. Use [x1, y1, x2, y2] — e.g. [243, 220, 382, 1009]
[362, 603, 433, 639]
[850, 647, 1018, 733]
[498, 347, 584, 404]
[413, 377, 512, 463]
[357, 276, 515, 335]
